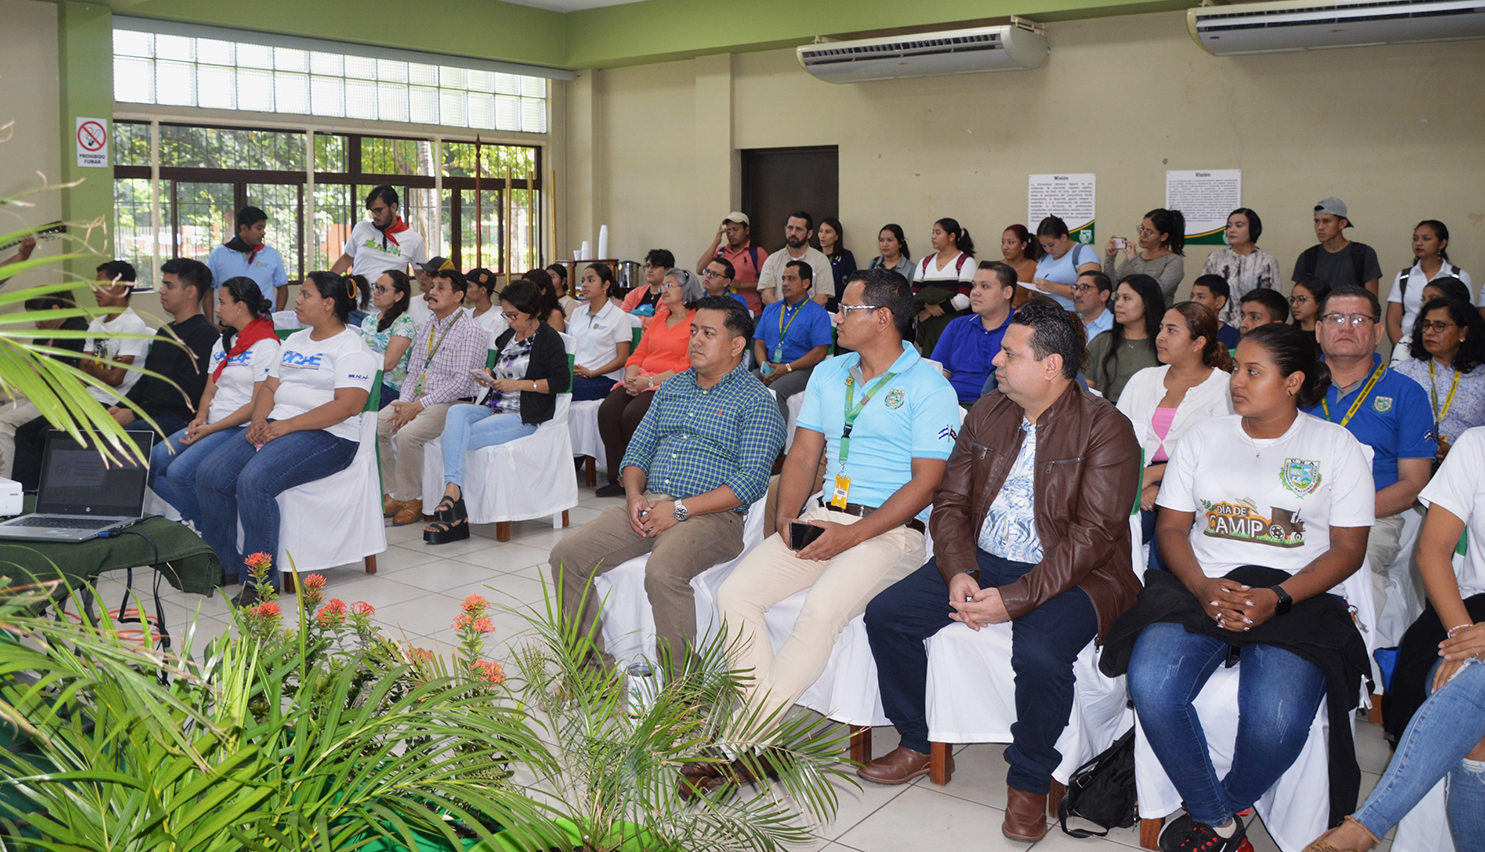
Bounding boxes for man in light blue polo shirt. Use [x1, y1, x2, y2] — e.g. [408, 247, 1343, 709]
[753, 260, 833, 423]
[206, 205, 288, 322]
[690, 267, 959, 793]
[1302, 285, 1434, 581]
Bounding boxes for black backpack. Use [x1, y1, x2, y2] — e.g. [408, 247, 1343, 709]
[1058, 728, 1137, 838]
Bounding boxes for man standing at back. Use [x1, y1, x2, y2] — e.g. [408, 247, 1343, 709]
[331, 185, 428, 290]
[689, 268, 960, 792]
[698, 212, 765, 315]
[758, 212, 832, 308]
[1293, 198, 1382, 295]
[860, 299, 1141, 842]
[207, 205, 289, 322]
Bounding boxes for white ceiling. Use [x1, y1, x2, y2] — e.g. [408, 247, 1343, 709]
[500, 0, 649, 11]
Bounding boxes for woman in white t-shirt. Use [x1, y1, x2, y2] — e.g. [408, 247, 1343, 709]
[567, 263, 633, 401]
[1107, 323, 1375, 852]
[148, 277, 280, 525]
[912, 217, 977, 356]
[1032, 215, 1102, 311]
[1116, 301, 1234, 570]
[1385, 219, 1473, 347]
[1313, 425, 1485, 852]
[196, 272, 376, 600]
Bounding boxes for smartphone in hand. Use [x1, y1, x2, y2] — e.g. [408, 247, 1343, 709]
[789, 521, 825, 551]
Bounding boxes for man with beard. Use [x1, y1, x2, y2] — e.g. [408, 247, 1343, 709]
[759, 211, 832, 307]
[330, 185, 428, 287]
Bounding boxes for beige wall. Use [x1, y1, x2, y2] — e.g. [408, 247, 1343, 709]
[565, 9, 1485, 308]
[0, 0, 62, 291]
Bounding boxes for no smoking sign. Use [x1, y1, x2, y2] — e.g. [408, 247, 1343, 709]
[75, 117, 108, 169]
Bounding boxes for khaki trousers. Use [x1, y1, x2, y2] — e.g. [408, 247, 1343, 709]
[376, 401, 453, 500]
[549, 492, 745, 674]
[716, 503, 926, 729]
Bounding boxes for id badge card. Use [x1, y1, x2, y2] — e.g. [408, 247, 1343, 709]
[830, 474, 851, 509]
[773, 345, 784, 363]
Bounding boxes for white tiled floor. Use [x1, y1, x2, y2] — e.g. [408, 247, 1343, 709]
[101, 483, 1397, 852]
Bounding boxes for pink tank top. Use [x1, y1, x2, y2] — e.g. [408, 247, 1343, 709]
[1151, 407, 1178, 462]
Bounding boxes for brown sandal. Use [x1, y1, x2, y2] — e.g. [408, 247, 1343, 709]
[1303, 816, 1380, 852]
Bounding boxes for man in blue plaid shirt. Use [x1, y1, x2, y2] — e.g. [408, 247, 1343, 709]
[551, 295, 785, 675]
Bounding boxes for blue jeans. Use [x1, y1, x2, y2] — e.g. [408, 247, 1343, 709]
[865, 552, 1098, 794]
[195, 426, 358, 585]
[1353, 658, 1485, 846]
[1127, 621, 1327, 827]
[439, 405, 536, 490]
[148, 425, 243, 523]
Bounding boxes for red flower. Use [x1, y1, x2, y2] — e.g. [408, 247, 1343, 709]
[301, 574, 327, 591]
[351, 601, 374, 617]
[452, 613, 473, 631]
[471, 660, 505, 685]
[244, 552, 273, 570]
[252, 601, 282, 618]
[317, 599, 348, 627]
[461, 594, 488, 614]
[471, 616, 495, 634]
[404, 644, 434, 665]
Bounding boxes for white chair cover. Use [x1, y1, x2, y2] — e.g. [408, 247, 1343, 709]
[1375, 506, 1426, 650]
[1133, 566, 1379, 852]
[263, 410, 387, 573]
[421, 333, 578, 527]
[569, 399, 605, 468]
[593, 495, 768, 667]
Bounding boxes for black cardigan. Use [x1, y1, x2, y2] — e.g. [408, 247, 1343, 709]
[1099, 566, 1371, 829]
[484, 323, 570, 426]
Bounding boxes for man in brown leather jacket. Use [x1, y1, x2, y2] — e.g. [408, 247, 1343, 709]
[859, 298, 1143, 843]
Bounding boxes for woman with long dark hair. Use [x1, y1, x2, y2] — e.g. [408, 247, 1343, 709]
[522, 267, 566, 332]
[1106, 208, 1186, 304]
[1395, 296, 1485, 460]
[568, 263, 634, 402]
[1103, 323, 1374, 852]
[867, 224, 914, 284]
[359, 269, 414, 407]
[1386, 219, 1474, 346]
[149, 276, 280, 525]
[1289, 275, 1331, 355]
[818, 217, 857, 303]
[196, 272, 376, 601]
[912, 217, 977, 355]
[1032, 215, 1101, 310]
[1086, 274, 1165, 404]
[1000, 224, 1039, 305]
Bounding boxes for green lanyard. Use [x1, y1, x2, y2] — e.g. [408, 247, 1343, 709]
[1320, 360, 1386, 427]
[839, 370, 898, 464]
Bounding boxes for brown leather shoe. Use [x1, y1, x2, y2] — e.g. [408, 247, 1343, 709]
[856, 746, 941, 786]
[391, 499, 423, 526]
[383, 496, 404, 517]
[1002, 788, 1048, 842]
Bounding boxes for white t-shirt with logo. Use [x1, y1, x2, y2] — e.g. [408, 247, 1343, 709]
[1157, 413, 1375, 578]
[268, 328, 376, 442]
[205, 337, 279, 424]
[84, 308, 151, 403]
[1417, 425, 1485, 599]
[568, 299, 631, 380]
[345, 220, 428, 282]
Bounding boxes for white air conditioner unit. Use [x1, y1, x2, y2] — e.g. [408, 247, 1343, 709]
[796, 24, 1048, 83]
[1189, 0, 1485, 55]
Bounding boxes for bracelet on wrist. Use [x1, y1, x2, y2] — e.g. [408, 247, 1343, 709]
[1447, 623, 1475, 638]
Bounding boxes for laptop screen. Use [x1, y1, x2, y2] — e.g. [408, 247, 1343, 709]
[35, 430, 153, 518]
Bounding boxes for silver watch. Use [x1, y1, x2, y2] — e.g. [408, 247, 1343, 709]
[672, 500, 690, 522]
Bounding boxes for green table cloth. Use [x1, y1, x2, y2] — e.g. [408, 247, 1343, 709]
[0, 510, 220, 597]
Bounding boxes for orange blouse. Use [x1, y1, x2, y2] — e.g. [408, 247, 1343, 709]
[622, 306, 694, 390]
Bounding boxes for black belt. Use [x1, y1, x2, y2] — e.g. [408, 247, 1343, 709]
[817, 498, 926, 534]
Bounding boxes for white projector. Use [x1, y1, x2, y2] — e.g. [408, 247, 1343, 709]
[0, 477, 21, 518]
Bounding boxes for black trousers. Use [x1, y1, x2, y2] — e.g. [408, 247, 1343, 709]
[865, 551, 1098, 794]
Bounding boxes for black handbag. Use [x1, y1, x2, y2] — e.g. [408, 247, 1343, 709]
[1058, 727, 1137, 838]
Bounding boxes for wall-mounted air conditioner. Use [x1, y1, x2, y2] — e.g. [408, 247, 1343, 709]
[796, 23, 1048, 83]
[1189, 0, 1485, 55]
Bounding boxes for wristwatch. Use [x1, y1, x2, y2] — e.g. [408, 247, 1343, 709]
[1270, 584, 1294, 617]
[672, 500, 690, 522]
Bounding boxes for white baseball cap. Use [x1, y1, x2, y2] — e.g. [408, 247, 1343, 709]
[723, 212, 750, 226]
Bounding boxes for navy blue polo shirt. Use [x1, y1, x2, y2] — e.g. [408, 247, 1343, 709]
[931, 311, 1013, 405]
[1301, 354, 1435, 490]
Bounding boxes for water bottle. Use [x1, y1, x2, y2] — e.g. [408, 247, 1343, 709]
[626, 661, 656, 719]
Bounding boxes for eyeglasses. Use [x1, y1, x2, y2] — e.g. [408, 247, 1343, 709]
[1320, 313, 1378, 327]
[501, 311, 521, 321]
[368, 204, 389, 215]
[1137, 228, 1157, 237]
[836, 304, 883, 316]
[1072, 284, 1097, 294]
[1289, 294, 1310, 304]
[373, 285, 393, 295]
[659, 282, 681, 291]
[700, 269, 727, 279]
[1418, 319, 1459, 333]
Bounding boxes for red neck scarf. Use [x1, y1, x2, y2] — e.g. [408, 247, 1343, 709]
[377, 217, 410, 249]
[212, 316, 277, 383]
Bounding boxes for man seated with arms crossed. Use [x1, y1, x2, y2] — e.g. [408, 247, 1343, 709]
[380, 265, 487, 526]
[111, 258, 220, 435]
[1071, 269, 1114, 342]
[858, 298, 1141, 842]
[550, 295, 785, 677]
[1303, 285, 1434, 597]
[1189, 274, 1242, 349]
[1237, 287, 1288, 336]
[754, 260, 833, 424]
[688, 268, 960, 793]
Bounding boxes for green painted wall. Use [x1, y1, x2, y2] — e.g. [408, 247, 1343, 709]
[57, 1, 115, 279]
[119, 0, 569, 68]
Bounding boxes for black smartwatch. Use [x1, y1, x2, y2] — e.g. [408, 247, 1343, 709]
[1270, 584, 1294, 617]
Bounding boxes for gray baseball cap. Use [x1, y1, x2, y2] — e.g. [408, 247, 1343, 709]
[1313, 197, 1352, 226]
